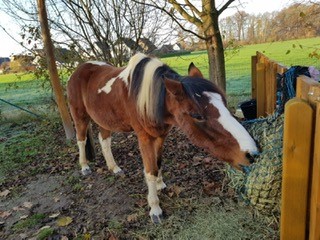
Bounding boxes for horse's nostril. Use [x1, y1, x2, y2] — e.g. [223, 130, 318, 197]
[245, 152, 257, 164]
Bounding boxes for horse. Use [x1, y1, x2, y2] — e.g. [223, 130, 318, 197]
[67, 53, 258, 223]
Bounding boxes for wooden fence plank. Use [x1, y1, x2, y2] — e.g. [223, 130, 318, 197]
[256, 62, 266, 117]
[281, 98, 314, 240]
[309, 102, 320, 240]
[251, 55, 257, 99]
[265, 61, 278, 115]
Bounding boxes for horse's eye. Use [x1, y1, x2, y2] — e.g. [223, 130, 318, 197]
[190, 113, 205, 121]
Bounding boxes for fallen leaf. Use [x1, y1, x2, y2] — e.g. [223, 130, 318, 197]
[168, 185, 183, 197]
[109, 233, 119, 240]
[49, 212, 60, 219]
[135, 199, 147, 208]
[128, 152, 134, 157]
[0, 190, 10, 197]
[19, 215, 29, 220]
[203, 157, 213, 164]
[127, 213, 138, 223]
[13, 206, 25, 211]
[96, 168, 104, 174]
[37, 226, 51, 234]
[192, 155, 202, 162]
[0, 211, 12, 219]
[22, 202, 33, 209]
[178, 162, 187, 170]
[203, 181, 215, 195]
[53, 196, 60, 203]
[57, 216, 73, 227]
[83, 233, 91, 240]
[61, 236, 69, 240]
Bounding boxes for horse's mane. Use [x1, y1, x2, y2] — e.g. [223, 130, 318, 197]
[128, 53, 225, 125]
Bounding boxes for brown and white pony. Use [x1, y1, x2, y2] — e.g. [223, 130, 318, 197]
[67, 53, 258, 223]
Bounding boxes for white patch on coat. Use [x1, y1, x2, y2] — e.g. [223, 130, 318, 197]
[204, 92, 258, 153]
[97, 52, 147, 94]
[98, 77, 117, 94]
[87, 60, 108, 66]
[145, 172, 162, 217]
[98, 133, 122, 173]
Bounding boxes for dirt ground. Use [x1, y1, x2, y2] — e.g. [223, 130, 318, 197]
[0, 118, 278, 239]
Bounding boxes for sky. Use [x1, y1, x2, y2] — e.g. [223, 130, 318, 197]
[0, 0, 293, 57]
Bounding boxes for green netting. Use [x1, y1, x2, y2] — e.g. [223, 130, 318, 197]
[227, 113, 284, 213]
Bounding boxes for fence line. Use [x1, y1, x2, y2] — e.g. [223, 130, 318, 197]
[251, 52, 320, 239]
[252, 51, 287, 117]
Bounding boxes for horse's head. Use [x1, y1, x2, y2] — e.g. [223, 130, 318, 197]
[164, 63, 258, 170]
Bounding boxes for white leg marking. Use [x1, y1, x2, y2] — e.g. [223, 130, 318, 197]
[156, 169, 167, 190]
[98, 133, 122, 174]
[77, 139, 91, 175]
[145, 172, 163, 221]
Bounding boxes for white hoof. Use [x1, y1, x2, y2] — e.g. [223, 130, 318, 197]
[112, 165, 123, 174]
[81, 166, 92, 175]
[150, 207, 163, 224]
[156, 181, 167, 191]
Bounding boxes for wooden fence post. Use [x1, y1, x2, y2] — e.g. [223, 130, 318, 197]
[256, 62, 266, 117]
[309, 102, 320, 240]
[281, 98, 314, 240]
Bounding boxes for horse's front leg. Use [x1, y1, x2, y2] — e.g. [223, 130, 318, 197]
[138, 133, 164, 224]
[154, 137, 167, 191]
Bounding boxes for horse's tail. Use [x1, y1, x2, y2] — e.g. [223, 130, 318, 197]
[85, 123, 96, 161]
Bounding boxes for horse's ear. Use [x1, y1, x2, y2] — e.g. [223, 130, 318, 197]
[163, 77, 184, 99]
[188, 62, 203, 78]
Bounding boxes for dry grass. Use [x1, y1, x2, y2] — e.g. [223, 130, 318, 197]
[135, 198, 279, 239]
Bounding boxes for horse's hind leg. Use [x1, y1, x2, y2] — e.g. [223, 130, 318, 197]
[98, 128, 123, 174]
[69, 105, 92, 175]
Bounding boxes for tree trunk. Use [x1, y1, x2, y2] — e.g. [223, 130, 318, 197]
[203, 12, 226, 92]
[37, 0, 75, 140]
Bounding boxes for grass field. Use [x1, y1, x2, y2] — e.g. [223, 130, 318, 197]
[162, 37, 320, 98]
[0, 72, 53, 118]
[0, 37, 319, 118]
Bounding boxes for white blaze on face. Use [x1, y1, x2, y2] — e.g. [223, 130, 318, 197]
[98, 52, 147, 94]
[204, 92, 258, 153]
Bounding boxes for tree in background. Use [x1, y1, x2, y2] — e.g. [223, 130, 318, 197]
[219, 2, 320, 44]
[0, 0, 174, 66]
[140, 0, 239, 91]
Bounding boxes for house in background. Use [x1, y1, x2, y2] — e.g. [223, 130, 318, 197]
[0, 57, 10, 74]
[138, 38, 157, 53]
[112, 37, 157, 60]
[153, 43, 188, 56]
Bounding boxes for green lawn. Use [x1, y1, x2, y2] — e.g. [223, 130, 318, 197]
[0, 73, 52, 118]
[163, 37, 320, 97]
